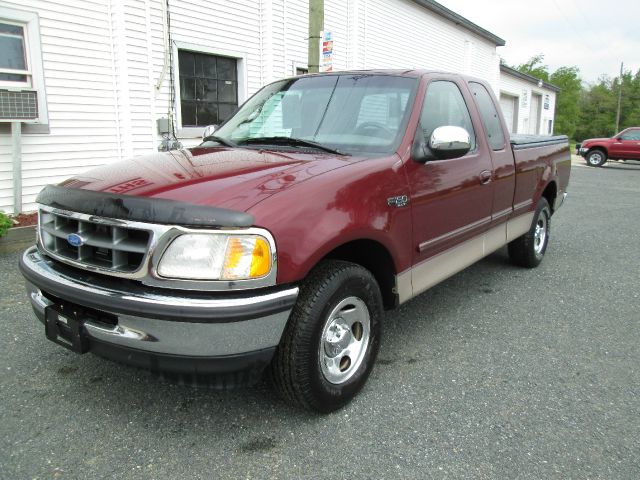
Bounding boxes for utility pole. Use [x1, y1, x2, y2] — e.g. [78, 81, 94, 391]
[308, 0, 324, 73]
[615, 61, 623, 134]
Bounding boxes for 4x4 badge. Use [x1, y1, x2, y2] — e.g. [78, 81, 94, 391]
[387, 195, 409, 208]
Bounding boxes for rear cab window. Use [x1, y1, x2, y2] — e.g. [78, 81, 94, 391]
[469, 82, 506, 151]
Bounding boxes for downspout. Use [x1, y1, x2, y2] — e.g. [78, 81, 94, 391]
[155, 0, 169, 93]
[107, 0, 123, 161]
[12, 122, 21, 214]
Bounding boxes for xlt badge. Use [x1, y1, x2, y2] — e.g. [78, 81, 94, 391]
[387, 195, 409, 208]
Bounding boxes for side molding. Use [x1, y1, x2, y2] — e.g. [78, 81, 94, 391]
[395, 211, 535, 304]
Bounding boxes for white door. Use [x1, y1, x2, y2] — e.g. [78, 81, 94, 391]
[529, 94, 542, 134]
[499, 94, 518, 133]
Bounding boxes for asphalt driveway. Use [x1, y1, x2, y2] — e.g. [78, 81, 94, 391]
[1, 160, 639, 479]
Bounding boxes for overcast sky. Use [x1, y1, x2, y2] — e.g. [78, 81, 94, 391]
[437, 0, 640, 84]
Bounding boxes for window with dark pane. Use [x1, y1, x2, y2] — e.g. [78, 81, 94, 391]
[178, 50, 238, 127]
[0, 22, 28, 83]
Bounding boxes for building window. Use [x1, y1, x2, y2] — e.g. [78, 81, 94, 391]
[0, 21, 30, 86]
[0, 8, 48, 128]
[295, 67, 308, 76]
[178, 50, 238, 127]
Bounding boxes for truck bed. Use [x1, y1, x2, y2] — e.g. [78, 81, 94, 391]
[510, 134, 569, 150]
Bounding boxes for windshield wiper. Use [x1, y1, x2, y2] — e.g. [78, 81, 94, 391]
[238, 136, 349, 156]
[202, 135, 238, 148]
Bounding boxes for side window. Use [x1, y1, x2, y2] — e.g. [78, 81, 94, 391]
[420, 81, 476, 151]
[469, 82, 506, 150]
[620, 130, 640, 140]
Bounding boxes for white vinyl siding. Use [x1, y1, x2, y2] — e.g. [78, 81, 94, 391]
[499, 70, 557, 136]
[0, 0, 118, 214]
[1, 0, 505, 214]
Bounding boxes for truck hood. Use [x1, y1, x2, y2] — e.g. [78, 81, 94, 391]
[57, 147, 357, 212]
[582, 138, 610, 144]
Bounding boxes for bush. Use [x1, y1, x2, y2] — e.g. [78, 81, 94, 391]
[0, 211, 13, 237]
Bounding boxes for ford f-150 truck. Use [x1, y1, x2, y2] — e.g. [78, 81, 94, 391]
[20, 70, 570, 412]
[578, 127, 640, 167]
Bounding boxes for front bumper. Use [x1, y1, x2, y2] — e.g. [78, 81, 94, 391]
[20, 247, 298, 383]
[578, 147, 589, 156]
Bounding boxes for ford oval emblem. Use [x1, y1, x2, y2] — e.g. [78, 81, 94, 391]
[67, 233, 85, 247]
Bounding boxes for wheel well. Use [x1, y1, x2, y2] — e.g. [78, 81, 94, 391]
[542, 181, 557, 214]
[588, 146, 607, 157]
[323, 240, 397, 310]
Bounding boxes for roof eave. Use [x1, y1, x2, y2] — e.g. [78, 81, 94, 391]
[411, 0, 506, 46]
[500, 65, 561, 92]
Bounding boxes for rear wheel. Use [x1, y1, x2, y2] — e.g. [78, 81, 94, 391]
[508, 198, 551, 268]
[270, 260, 382, 413]
[585, 149, 607, 167]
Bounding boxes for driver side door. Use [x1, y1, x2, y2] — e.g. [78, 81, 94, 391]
[403, 77, 494, 296]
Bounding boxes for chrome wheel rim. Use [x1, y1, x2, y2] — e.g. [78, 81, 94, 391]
[319, 296, 371, 385]
[588, 152, 602, 165]
[534, 209, 549, 256]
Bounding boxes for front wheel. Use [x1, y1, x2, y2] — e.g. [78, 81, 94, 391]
[585, 149, 607, 167]
[508, 198, 551, 268]
[270, 260, 382, 413]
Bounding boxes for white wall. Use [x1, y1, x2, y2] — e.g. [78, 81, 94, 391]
[1, 0, 502, 214]
[0, 0, 121, 215]
[499, 71, 557, 136]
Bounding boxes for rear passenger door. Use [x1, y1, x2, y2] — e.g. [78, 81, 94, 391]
[404, 78, 493, 280]
[468, 82, 516, 224]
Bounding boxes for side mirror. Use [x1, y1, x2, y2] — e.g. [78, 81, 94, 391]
[202, 125, 218, 141]
[429, 126, 471, 160]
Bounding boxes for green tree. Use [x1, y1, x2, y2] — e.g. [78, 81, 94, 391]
[576, 77, 617, 140]
[516, 54, 550, 82]
[550, 66, 581, 139]
[575, 68, 640, 140]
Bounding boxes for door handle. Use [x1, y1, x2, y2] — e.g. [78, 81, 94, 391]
[479, 170, 492, 185]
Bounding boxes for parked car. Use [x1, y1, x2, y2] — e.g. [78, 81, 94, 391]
[578, 127, 640, 166]
[19, 70, 571, 412]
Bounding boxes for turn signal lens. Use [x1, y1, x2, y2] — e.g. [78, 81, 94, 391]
[221, 235, 272, 280]
[250, 237, 271, 277]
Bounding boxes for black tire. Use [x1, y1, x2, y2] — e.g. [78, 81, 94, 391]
[585, 149, 607, 167]
[508, 197, 551, 268]
[270, 260, 382, 413]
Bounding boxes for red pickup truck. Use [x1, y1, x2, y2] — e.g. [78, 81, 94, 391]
[20, 70, 570, 412]
[578, 127, 640, 166]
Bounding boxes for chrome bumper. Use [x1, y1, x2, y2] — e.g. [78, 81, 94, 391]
[20, 247, 298, 358]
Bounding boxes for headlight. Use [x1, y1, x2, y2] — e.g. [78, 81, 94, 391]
[157, 233, 273, 281]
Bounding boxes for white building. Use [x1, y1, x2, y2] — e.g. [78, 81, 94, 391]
[499, 64, 559, 136]
[1, 0, 519, 214]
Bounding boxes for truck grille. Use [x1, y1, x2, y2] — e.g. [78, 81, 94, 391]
[39, 209, 151, 273]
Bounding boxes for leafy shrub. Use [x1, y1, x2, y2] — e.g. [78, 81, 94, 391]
[0, 211, 12, 237]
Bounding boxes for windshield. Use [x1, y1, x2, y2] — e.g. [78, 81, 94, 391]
[209, 74, 418, 155]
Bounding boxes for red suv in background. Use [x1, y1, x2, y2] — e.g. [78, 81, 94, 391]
[578, 127, 640, 167]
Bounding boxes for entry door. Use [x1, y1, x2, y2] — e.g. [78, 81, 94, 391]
[405, 79, 494, 270]
[529, 94, 542, 134]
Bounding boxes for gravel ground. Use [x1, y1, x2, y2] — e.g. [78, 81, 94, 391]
[1, 158, 639, 479]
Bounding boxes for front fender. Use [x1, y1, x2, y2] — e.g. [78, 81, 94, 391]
[248, 156, 413, 284]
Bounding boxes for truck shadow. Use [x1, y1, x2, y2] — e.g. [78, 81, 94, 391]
[28, 245, 526, 454]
